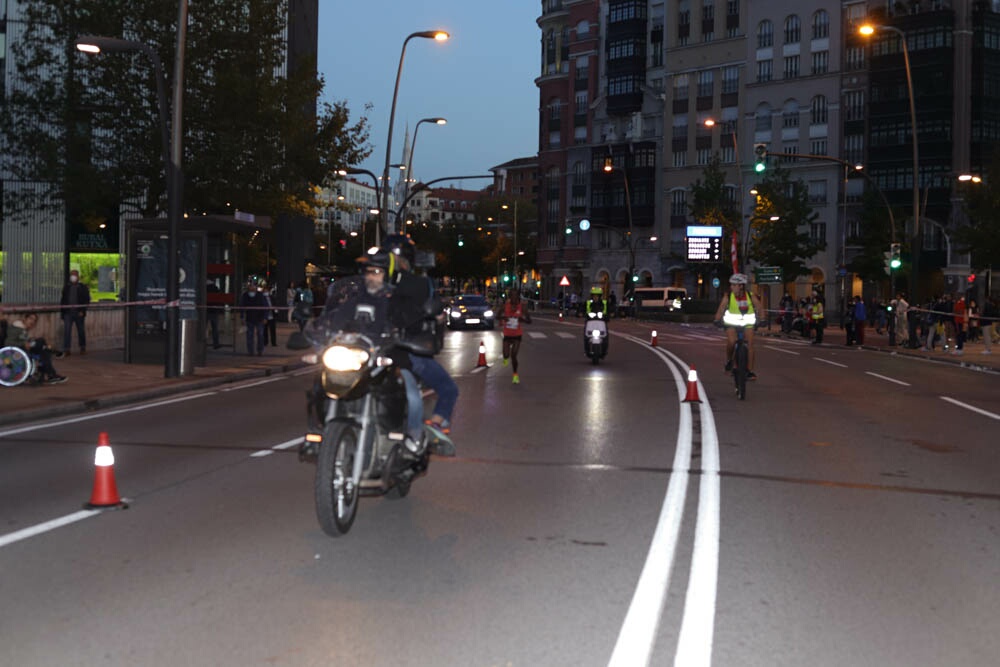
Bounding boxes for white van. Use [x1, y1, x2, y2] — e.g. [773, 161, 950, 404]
[632, 286, 688, 312]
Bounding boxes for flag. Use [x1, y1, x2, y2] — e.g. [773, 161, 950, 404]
[731, 231, 739, 273]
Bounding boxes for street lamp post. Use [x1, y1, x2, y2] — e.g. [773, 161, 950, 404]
[860, 23, 920, 303]
[602, 156, 635, 297]
[380, 30, 449, 240]
[404, 117, 446, 202]
[76, 23, 186, 378]
[502, 201, 519, 288]
[704, 118, 748, 270]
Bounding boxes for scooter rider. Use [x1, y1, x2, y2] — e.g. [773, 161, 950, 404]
[586, 286, 608, 317]
[584, 286, 609, 357]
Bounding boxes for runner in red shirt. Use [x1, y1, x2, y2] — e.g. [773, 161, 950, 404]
[501, 290, 531, 384]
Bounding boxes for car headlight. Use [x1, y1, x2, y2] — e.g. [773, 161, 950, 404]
[322, 346, 370, 371]
[450, 309, 462, 318]
[483, 309, 494, 318]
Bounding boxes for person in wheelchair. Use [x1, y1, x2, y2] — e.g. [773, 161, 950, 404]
[7, 312, 67, 384]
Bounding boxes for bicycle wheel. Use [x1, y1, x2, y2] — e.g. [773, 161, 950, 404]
[0, 346, 32, 387]
[733, 341, 748, 400]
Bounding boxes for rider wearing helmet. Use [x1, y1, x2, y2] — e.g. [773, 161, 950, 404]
[586, 286, 608, 317]
[714, 272, 764, 380]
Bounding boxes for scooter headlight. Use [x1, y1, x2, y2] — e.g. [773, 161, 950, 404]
[591, 329, 602, 339]
[322, 345, 370, 371]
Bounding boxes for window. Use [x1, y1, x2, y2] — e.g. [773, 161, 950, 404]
[609, 1, 646, 23]
[845, 46, 865, 71]
[810, 222, 826, 244]
[757, 20, 773, 48]
[674, 73, 689, 100]
[784, 15, 800, 44]
[678, 0, 691, 45]
[575, 91, 588, 115]
[756, 59, 773, 83]
[755, 104, 772, 131]
[672, 150, 688, 167]
[673, 114, 689, 138]
[783, 55, 799, 79]
[810, 139, 827, 155]
[720, 143, 735, 163]
[812, 10, 829, 40]
[548, 99, 562, 120]
[608, 75, 640, 96]
[844, 134, 864, 164]
[574, 125, 588, 143]
[808, 180, 827, 204]
[810, 95, 828, 124]
[782, 101, 799, 128]
[844, 90, 864, 121]
[697, 148, 712, 165]
[726, 0, 740, 38]
[811, 51, 828, 75]
[697, 70, 714, 97]
[721, 65, 739, 94]
[671, 190, 688, 216]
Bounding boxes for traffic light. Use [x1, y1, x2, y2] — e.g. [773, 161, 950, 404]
[753, 143, 768, 173]
[889, 243, 901, 270]
[457, 235, 464, 247]
[967, 273, 976, 284]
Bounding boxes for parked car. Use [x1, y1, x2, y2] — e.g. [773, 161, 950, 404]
[447, 294, 495, 330]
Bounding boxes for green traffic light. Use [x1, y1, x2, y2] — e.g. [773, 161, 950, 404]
[754, 161, 766, 173]
[889, 258, 901, 269]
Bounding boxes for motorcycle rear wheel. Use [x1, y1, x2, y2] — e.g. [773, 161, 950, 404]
[315, 421, 360, 536]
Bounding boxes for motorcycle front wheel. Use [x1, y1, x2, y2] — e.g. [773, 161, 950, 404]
[315, 421, 360, 536]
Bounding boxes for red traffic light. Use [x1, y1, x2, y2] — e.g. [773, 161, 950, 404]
[967, 273, 976, 284]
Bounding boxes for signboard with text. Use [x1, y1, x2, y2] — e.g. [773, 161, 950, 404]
[755, 266, 784, 284]
[685, 226, 723, 263]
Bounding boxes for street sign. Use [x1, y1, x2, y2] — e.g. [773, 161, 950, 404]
[712, 277, 720, 288]
[559, 275, 570, 286]
[685, 226, 723, 263]
[755, 266, 783, 284]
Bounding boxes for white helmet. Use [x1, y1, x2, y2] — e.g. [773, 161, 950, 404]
[729, 273, 748, 285]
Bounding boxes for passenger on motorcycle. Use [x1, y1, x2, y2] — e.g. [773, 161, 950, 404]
[713, 273, 764, 380]
[381, 234, 458, 457]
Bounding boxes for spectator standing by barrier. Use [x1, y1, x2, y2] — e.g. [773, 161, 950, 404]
[952, 295, 967, 356]
[60, 269, 90, 355]
[261, 281, 278, 347]
[206, 279, 222, 349]
[239, 281, 268, 356]
[895, 293, 910, 347]
[285, 282, 296, 323]
[852, 295, 867, 345]
[981, 296, 997, 354]
[811, 292, 826, 344]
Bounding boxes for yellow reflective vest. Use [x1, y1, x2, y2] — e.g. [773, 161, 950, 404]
[722, 292, 757, 327]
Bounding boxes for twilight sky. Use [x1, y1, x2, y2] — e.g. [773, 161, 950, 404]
[316, 1, 541, 193]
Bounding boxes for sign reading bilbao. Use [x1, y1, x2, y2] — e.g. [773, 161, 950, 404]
[685, 226, 723, 262]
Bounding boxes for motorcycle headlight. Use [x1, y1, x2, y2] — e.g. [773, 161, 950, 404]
[322, 346, 370, 371]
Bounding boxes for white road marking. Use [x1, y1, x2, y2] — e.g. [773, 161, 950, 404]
[555, 331, 576, 339]
[526, 331, 547, 339]
[865, 371, 911, 386]
[251, 436, 305, 458]
[0, 510, 101, 549]
[764, 345, 800, 355]
[815, 357, 848, 368]
[940, 396, 1000, 421]
[220, 376, 288, 391]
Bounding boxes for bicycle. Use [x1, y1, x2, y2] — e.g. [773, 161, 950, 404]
[714, 320, 751, 400]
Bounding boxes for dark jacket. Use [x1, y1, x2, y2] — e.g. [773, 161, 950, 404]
[60, 282, 91, 315]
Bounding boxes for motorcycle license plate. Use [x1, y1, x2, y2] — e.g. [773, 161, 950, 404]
[465, 318, 481, 324]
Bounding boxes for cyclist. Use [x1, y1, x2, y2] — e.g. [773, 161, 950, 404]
[713, 273, 763, 380]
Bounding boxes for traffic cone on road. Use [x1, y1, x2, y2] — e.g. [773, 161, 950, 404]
[651, 330, 658, 347]
[558, 311, 564, 321]
[85, 432, 127, 509]
[476, 341, 488, 368]
[682, 366, 701, 403]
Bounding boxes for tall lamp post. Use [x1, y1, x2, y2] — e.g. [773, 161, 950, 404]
[501, 201, 518, 288]
[337, 167, 381, 248]
[380, 30, 449, 240]
[404, 116, 447, 196]
[76, 26, 186, 378]
[860, 22, 920, 302]
[704, 118, 748, 272]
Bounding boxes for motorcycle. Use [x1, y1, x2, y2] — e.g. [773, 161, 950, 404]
[583, 310, 609, 364]
[297, 314, 431, 537]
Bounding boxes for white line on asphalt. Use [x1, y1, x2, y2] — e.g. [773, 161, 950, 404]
[865, 371, 911, 386]
[815, 357, 848, 368]
[0, 509, 101, 549]
[555, 331, 576, 339]
[527, 331, 547, 339]
[220, 376, 288, 391]
[0, 392, 218, 439]
[940, 396, 1000, 421]
[764, 345, 800, 355]
[250, 436, 305, 458]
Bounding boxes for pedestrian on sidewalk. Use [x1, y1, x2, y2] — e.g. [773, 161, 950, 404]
[981, 296, 997, 354]
[60, 269, 90, 355]
[852, 295, 866, 345]
[239, 281, 268, 356]
[261, 281, 278, 347]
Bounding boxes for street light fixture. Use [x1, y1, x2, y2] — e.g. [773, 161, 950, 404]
[860, 22, 920, 302]
[404, 117, 447, 189]
[76, 33, 184, 378]
[380, 30, 450, 240]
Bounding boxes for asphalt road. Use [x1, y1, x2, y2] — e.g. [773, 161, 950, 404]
[0, 317, 997, 666]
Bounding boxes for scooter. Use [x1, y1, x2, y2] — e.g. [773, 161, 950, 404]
[584, 311, 608, 364]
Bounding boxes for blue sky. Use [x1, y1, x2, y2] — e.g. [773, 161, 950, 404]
[317, 1, 540, 192]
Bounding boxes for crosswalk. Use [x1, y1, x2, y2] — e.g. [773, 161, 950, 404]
[458, 329, 728, 343]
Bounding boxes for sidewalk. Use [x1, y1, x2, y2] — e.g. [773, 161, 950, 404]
[756, 321, 1000, 373]
[0, 322, 310, 427]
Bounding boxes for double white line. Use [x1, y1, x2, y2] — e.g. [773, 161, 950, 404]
[608, 335, 721, 667]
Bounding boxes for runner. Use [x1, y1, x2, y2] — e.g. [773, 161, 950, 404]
[501, 290, 531, 384]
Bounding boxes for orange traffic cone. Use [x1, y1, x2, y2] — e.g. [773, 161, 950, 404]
[651, 330, 658, 347]
[85, 432, 127, 509]
[476, 341, 488, 368]
[682, 366, 701, 403]
[558, 311, 564, 321]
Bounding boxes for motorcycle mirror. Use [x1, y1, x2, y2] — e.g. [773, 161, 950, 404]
[286, 331, 311, 350]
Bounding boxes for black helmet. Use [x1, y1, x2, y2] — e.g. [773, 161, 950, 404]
[382, 233, 416, 266]
[358, 247, 394, 272]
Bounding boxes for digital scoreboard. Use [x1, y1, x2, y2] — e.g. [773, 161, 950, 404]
[685, 226, 723, 262]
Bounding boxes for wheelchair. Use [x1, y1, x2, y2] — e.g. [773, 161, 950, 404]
[0, 345, 42, 387]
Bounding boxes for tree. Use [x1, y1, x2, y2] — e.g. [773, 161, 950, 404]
[1, 0, 372, 233]
[956, 147, 1000, 271]
[847, 188, 899, 283]
[689, 155, 741, 240]
[747, 165, 824, 280]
